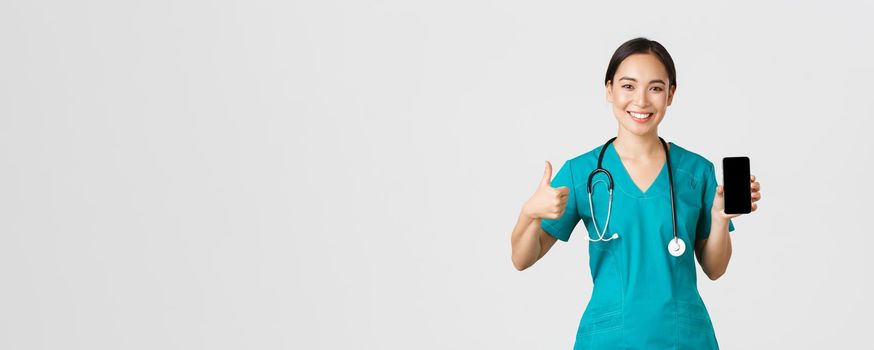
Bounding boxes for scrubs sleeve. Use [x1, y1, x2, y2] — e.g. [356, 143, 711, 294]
[696, 162, 735, 241]
[540, 160, 581, 242]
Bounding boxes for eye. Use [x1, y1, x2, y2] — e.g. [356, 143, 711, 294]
[621, 84, 633, 90]
[650, 86, 664, 92]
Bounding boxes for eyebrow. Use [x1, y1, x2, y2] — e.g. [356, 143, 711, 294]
[618, 76, 667, 85]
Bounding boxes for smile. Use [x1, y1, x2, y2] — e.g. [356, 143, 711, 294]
[627, 111, 653, 121]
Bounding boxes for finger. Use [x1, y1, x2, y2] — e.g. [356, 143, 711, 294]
[752, 192, 761, 201]
[750, 175, 756, 182]
[751, 182, 760, 192]
[751, 202, 758, 212]
[541, 161, 553, 187]
[716, 185, 724, 196]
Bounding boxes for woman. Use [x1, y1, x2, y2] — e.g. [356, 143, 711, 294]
[509, 37, 762, 349]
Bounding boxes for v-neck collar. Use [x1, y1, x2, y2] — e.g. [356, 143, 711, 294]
[604, 142, 675, 198]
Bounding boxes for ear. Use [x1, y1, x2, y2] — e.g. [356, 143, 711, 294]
[666, 85, 676, 106]
[605, 80, 614, 103]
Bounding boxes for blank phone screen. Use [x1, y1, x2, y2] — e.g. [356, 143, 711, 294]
[723, 157, 751, 214]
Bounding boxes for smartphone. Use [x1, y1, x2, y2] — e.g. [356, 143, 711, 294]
[722, 157, 751, 214]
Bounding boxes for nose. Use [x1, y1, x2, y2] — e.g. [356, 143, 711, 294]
[633, 88, 648, 107]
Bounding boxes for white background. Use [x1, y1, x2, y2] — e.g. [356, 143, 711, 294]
[2, 1, 873, 349]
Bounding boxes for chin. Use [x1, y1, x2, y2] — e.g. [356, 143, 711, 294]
[628, 128, 654, 137]
[621, 114, 660, 131]
[620, 121, 659, 136]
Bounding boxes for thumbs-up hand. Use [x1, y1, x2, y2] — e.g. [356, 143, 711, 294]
[522, 161, 570, 220]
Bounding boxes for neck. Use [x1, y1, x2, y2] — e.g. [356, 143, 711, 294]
[613, 128, 665, 160]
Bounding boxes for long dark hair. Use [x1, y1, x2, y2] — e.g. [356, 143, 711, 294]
[604, 37, 677, 88]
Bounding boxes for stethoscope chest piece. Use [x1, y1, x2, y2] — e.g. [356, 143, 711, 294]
[667, 237, 686, 257]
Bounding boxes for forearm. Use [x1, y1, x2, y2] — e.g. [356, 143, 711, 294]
[700, 215, 732, 280]
[511, 210, 542, 270]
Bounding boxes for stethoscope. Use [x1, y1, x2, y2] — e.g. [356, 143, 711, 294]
[585, 136, 686, 257]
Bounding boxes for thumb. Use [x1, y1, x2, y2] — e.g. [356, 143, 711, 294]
[716, 185, 724, 196]
[540, 161, 553, 187]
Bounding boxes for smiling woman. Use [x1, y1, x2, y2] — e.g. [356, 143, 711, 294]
[605, 39, 676, 136]
[509, 37, 762, 350]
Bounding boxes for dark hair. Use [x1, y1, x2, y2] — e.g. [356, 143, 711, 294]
[604, 37, 677, 88]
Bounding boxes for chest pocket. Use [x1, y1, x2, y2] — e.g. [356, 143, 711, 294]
[672, 169, 704, 242]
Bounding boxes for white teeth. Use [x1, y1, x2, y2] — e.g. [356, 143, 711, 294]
[629, 112, 652, 120]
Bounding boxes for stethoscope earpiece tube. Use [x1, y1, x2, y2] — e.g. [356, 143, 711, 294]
[587, 168, 614, 193]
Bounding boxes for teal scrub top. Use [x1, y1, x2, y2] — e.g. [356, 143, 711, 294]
[542, 142, 735, 350]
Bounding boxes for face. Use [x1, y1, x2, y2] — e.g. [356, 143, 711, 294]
[606, 53, 675, 137]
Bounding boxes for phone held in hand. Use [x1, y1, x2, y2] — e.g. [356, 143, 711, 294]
[722, 157, 752, 214]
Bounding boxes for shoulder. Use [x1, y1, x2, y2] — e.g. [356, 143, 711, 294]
[563, 144, 605, 171]
[549, 144, 604, 187]
[669, 142, 717, 185]
[670, 143, 714, 168]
